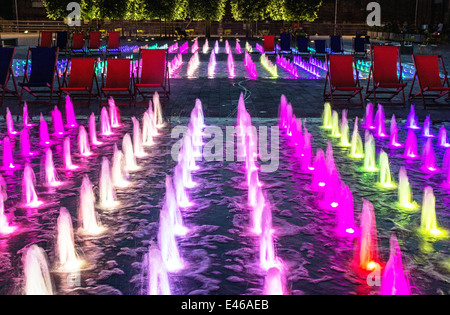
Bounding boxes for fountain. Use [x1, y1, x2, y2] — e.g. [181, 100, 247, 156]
[98, 157, 118, 209]
[111, 144, 130, 188]
[350, 118, 364, 159]
[322, 102, 332, 130]
[330, 110, 341, 138]
[214, 40, 219, 54]
[0, 193, 16, 235]
[22, 102, 33, 127]
[235, 40, 242, 54]
[39, 113, 51, 145]
[142, 112, 155, 146]
[263, 266, 287, 295]
[173, 164, 193, 208]
[77, 175, 104, 236]
[22, 164, 43, 208]
[378, 150, 395, 188]
[420, 186, 443, 237]
[78, 126, 92, 157]
[208, 50, 216, 77]
[63, 137, 79, 171]
[438, 126, 450, 147]
[202, 38, 209, 54]
[405, 105, 420, 130]
[163, 175, 188, 236]
[101, 107, 113, 136]
[153, 92, 164, 128]
[397, 167, 417, 210]
[51, 106, 65, 136]
[227, 52, 235, 77]
[421, 138, 439, 173]
[363, 103, 375, 130]
[132, 117, 147, 158]
[311, 149, 328, 191]
[20, 128, 33, 157]
[42, 148, 62, 187]
[22, 245, 54, 295]
[355, 199, 379, 271]
[55, 207, 83, 272]
[422, 115, 435, 138]
[65, 96, 78, 128]
[340, 110, 350, 147]
[122, 133, 140, 171]
[144, 244, 171, 295]
[380, 234, 411, 295]
[157, 206, 184, 273]
[374, 104, 388, 138]
[186, 52, 200, 77]
[2, 136, 15, 170]
[403, 129, 418, 159]
[89, 113, 103, 146]
[389, 114, 403, 148]
[259, 201, 282, 271]
[6, 107, 18, 135]
[335, 185, 358, 237]
[443, 148, 450, 188]
[109, 97, 122, 128]
[363, 132, 378, 172]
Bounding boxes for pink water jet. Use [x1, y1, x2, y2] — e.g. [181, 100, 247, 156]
[374, 104, 388, 138]
[78, 126, 92, 157]
[438, 126, 450, 147]
[363, 103, 375, 130]
[51, 106, 65, 136]
[389, 114, 403, 148]
[6, 107, 18, 135]
[0, 193, 16, 235]
[235, 40, 242, 54]
[403, 129, 418, 159]
[20, 128, 33, 157]
[157, 204, 184, 273]
[263, 265, 287, 295]
[259, 201, 282, 271]
[39, 113, 51, 146]
[100, 107, 113, 136]
[65, 96, 78, 128]
[422, 115, 435, 138]
[22, 163, 43, 208]
[111, 144, 130, 188]
[77, 175, 104, 236]
[163, 175, 188, 236]
[22, 102, 34, 127]
[2, 136, 15, 170]
[420, 138, 439, 173]
[55, 207, 83, 272]
[405, 105, 420, 130]
[144, 244, 171, 295]
[142, 112, 155, 146]
[22, 245, 54, 295]
[443, 148, 450, 187]
[380, 234, 412, 295]
[251, 186, 265, 235]
[335, 185, 358, 237]
[42, 148, 62, 187]
[109, 97, 122, 128]
[122, 133, 139, 172]
[98, 157, 118, 209]
[132, 117, 147, 158]
[310, 149, 328, 191]
[63, 137, 79, 171]
[173, 164, 193, 208]
[89, 113, 103, 146]
[354, 199, 379, 271]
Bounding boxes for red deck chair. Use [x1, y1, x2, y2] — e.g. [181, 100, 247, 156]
[106, 31, 121, 56]
[365, 45, 407, 106]
[323, 54, 363, 108]
[0, 47, 18, 106]
[58, 58, 99, 106]
[71, 33, 85, 56]
[101, 58, 133, 107]
[409, 55, 450, 109]
[264, 35, 275, 53]
[88, 31, 101, 55]
[39, 31, 53, 48]
[134, 48, 170, 105]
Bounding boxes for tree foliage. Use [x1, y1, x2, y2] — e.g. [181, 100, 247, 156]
[230, 0, 269, 21]
[283, 0, 322, 22]
[186, 0, 227, 21]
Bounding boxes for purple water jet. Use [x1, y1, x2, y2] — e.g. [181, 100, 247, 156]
[403, 129, 418, 159]
[2, 136, 15, 170]
[51, 106, 65, 136]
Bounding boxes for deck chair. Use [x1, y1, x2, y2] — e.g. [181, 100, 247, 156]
[0, 47, 18, 106]
[106, 31, 120, 56]
[330, 35, 344, 54]
[409, 55, 450, 109]
[58, 58, 99, 107]
[100, 58, 133, 107]
[134, 48, 170, 105]
[70, 33, 86, 56]
[264, 35, 275, 54]
[352, 37, 367, 58]
[19, 47, 59, 106]
[314, 39, 327, 55]
[87, 31, 102, 55]
[280, 33, 291, 53]
[296, 36, 310, 55]
[323, 54, 363, 108]
[365, 45, 407, 106]
[56, 31, 68, 55]
[39, 31, 53, 48]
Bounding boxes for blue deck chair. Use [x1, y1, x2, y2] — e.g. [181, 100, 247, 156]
[314, 39, 327, 55]
[280, 33, 291, 53]
[19, 47, 59, 106]
[56, 31, 68, 55]
[296, 36, 310, 55]
[0, 47, 18, 106]
[330, 35, 344, 54]
[352, 37, 367, 58]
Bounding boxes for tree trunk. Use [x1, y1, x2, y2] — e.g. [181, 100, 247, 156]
[205, 19, 211, 38]
[159, 19, 162, 38]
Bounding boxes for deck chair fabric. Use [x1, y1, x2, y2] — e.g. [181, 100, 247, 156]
[135, 49, 170, 104]
[264, 35, 275, 53]
[330, 35, 344, 54]
[59, 58, 98, 106]
[296, 36, 309, 55]
[280, 33, 291, 52]
[314, 39, 326, 55]
[353, 37, 367, 57]
[71, 33, 85, 55]
[39, 31, 53, 48]
[101, 58, 133, 106]
[106, 31, 120, 56]
[56, 31, 68, 52]
[0, 47, 18, 105]
[19, 47, 59, 105]
[365, 45, 407, 106]
[324, 54, 363, 108]
[409, 55, 450, 108]
[88, 31, 101, 54]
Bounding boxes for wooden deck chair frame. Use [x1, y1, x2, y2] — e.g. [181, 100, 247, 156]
[408, 54, 450, 109]
[0, 47, 18, 106]
[365, 45, 407, 106]
[323, 54, 364, 108]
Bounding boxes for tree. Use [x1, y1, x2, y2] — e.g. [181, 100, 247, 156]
[230, 0, 269, 37]
[186, 0, 227, 38]
[145, 0, 187, 37]
[283, 0, 323, 22]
